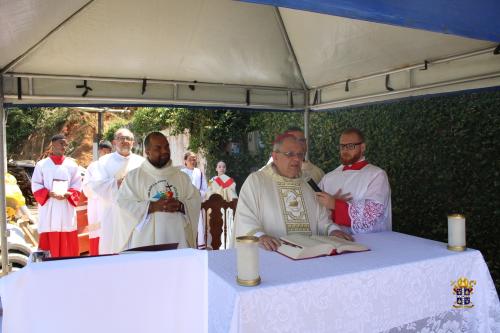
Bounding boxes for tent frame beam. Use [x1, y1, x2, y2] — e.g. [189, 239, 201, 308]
[312, 71, 500, 111]
[315, 46, 497, 91]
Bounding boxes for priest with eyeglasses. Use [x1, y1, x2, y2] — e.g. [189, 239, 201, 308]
[316, 128, 392, 234]
[234, 133, 352, 251]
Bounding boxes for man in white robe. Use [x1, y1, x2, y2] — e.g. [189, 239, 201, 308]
[31, 134, 82, 257]
[115, 132, 200, 251]
[317, 128, 392, 234]
[82, 140, 112, 255]
[180, 151, 208, 248]
[235, 133, 352, 251]
[264, 127, 325, 183]
[206, 161, 238, 248]
[85, 128, 144, 254]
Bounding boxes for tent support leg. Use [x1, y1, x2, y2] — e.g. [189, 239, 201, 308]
[304, 91, 310, 161]
[0, 76, 11, 276]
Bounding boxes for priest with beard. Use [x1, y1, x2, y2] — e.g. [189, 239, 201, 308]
[317, 128, 392, 234]
[114, 132, 201, 251]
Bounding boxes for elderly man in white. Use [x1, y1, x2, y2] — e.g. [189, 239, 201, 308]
[234, 133, 352, 251]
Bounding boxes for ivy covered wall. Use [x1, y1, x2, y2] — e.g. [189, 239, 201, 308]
[252, 90, 500, 291]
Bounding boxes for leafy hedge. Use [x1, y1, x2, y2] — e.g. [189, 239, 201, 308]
[253, 90, 500, 292]
[103, 90, 500, 292]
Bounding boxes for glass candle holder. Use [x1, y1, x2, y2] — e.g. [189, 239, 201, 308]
[447, 214, 466, 251]
[235, 236, 261, 286]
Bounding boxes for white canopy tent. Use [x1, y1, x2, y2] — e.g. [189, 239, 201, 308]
[1, 0, 499, 274]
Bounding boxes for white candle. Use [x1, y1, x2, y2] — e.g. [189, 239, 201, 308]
[236, 236, 261, 286]
[448, 214, 466, 251]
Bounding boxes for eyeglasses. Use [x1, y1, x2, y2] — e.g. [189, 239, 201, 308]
[277, 151, 305, 159]
[116, 136, 134, 142]
[339, 142, 363, 150]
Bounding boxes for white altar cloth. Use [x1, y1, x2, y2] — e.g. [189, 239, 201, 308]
[0, 249, 207, 333]
[208, 232, 500, 333]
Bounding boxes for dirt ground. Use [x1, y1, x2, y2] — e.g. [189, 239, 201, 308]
[14, 110, 123, 168]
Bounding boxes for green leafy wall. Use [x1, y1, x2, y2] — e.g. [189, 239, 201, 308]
[253, 90, 500, 291]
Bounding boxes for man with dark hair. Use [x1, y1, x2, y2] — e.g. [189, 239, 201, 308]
[114, 132, 200, 251]
[317, 128, 392, 234]
[31, 134, 82, 257]
[264, 126, 325, 183]
[82, 140, 113, 255]
[235, 133, 352, 251]
[84, 128, 144, 254]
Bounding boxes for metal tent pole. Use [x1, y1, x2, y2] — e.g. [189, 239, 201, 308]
[0, 77, 10, 276]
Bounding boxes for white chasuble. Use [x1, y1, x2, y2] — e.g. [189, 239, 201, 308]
[233, 164, 338, 243]
[86, 152, 144, 254]
[115, 160, 201, 252]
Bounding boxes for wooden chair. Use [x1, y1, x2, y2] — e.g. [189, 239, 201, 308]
[201, 194, 237, 250]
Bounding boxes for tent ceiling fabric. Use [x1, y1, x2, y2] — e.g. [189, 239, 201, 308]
[0, 0, 90, 70]
[241, 0, 500, 42]
[280, 8, 494, 88]
[1, 0, 499, 110]
[5, 0, 303, 88]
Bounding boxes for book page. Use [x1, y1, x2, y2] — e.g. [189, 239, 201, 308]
[279, 234, 334, 259]
[52, 179, 69, 196]
[310, 235, 369, 253]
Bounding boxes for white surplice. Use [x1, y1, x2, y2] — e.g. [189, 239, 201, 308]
[180, 166, 208, 246]
[82, 161, 102, 239]
[31, 157, 81, 233]
[319, 163, 392, 234]
[85, 151, 144, 254]
[234, 164, 339, 243]
[115, 160, 201, 251]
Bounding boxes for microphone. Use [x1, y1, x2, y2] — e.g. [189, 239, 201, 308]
[307, 178, 322, 193]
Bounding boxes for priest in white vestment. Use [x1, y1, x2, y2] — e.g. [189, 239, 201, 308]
[317, 128, 392, 234]
[31, 134, 82, 257]
[84, 128, 144, 254]
[206, 161, 238, 248]
[82, 140, 112, 255]
[264, 127, 325, 183]
[180, 151, 208, 248]
[114, 132, 200, 251]
[235, 133, 352, 251]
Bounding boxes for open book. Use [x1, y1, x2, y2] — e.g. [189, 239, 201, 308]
[277, 234, 369, 260]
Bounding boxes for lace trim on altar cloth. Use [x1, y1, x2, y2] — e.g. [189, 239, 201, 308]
[349, 199, 385, 233]
[380, 308, 499, 333]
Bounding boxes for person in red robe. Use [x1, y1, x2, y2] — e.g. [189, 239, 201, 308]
[31, 134, 82, 257]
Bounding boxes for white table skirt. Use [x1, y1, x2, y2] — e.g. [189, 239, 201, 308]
[0, 249, 208, 333]
[208, 232, 500, 333]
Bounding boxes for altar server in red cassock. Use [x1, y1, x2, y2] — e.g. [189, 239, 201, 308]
[31, 134, 82, 257]
[317, 128, 391, 234]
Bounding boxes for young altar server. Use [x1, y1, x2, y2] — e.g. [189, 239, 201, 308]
[206, 161, 238, 248]
[31, 134, 82, 257]
[114, 132, 200, 251]
[317, 128, 392, 234]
